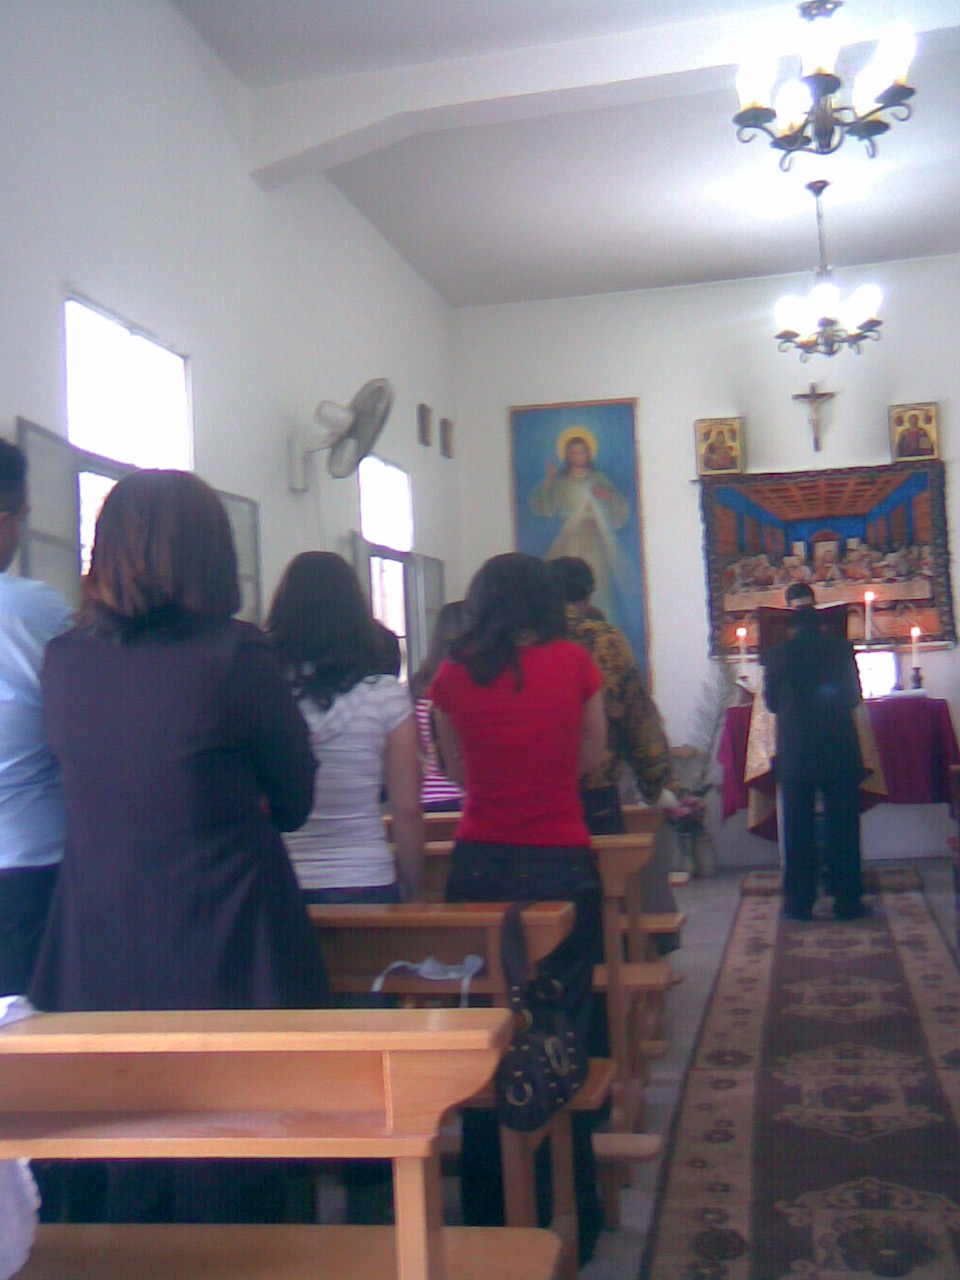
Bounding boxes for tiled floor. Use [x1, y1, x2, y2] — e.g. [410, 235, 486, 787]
[581, 857, 959, 1280]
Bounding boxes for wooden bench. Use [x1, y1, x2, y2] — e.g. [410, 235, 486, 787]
[309, 900, 594, 1278]
[0, 1008, 561, 1280]
[415, 840, 676, 1081]
[308, 900, 575, 1003]
[309, 899, 661, 1257]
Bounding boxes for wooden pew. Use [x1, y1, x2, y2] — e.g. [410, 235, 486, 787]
[0, 1008, 561, 1280]
[310, 900, 661, 1266]
[308, 900, 575, 1004]
[310, 900, 588, 1278]
[415, 838, 675, 1103]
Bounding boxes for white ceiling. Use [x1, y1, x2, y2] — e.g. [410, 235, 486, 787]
[171, 0, 960, 306]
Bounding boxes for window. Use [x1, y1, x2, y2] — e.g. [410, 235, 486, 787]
[64, 299, 192, 469]
[358, 455, 413, 552]
[64, 299, 193, 573]
[16, 300, 261, 620]
[355, 457, 443, 680]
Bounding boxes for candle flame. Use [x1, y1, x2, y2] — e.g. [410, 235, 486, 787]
[864, 590, 875, 603]
[910, 626, 921, 639]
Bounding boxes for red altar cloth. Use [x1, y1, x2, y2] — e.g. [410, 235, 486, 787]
[719, 695, 960, 825]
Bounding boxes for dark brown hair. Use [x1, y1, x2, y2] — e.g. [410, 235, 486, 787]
[81, 470, 240, 633]
[409, 599, 465, 699]
[452, 553, 565, 687]
[0, 439, 27, 514]
[266, 551, 381, 707]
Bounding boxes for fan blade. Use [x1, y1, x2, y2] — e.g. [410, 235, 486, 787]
[327, 378, 394, 479]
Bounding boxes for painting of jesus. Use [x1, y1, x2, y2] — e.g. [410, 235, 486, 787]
[510, 398, 650, 684]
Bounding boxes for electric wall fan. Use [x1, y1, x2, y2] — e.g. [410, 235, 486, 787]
[287, 377, 394, 491]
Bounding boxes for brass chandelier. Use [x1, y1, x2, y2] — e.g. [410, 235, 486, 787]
[774, 180, 882, 360]
[734, 1, 916, 170]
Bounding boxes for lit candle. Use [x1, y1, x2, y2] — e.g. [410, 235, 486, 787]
[736, 626, 748, 674]
[864, 590, 875, 642]
[911, 625, 921, 669]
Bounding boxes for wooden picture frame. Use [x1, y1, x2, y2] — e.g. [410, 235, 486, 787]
[695, 417, 743, 476]
[699, 461, 956, 656]
[417, 403, 432, 447]
[889, 402, 938, 461]
[509, 398, 651, 684]
[439, 417, 454, 459]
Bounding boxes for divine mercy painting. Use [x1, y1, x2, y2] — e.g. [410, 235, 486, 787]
[700, 461, 956, 656]
[510, 398, 650, 681]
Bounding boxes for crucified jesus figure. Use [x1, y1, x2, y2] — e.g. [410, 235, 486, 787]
[792, 383, 836, 452]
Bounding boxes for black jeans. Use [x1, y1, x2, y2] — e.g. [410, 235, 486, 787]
[0, 863, 59, 996]
[446, 840, 603, 1262]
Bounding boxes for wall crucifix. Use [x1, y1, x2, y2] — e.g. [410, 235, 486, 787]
[792, 382, 836, 452]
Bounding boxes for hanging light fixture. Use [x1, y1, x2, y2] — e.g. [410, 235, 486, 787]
[734, 1, 916, 170]
[774, 180, 882, 359]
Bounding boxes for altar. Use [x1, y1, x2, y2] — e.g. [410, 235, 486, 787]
[718, 694, 960, 855]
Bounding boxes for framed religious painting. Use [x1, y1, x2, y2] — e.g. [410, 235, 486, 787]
[509, 398, 651, 683]
[695, 417, 743, 476]
[889, 402, 938, 461]
[700, 461, 956, 657]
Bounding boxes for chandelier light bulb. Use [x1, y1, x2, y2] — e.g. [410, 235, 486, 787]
[852, 65, 886, 116]
[872, 26, 916, 88]
[774, 294, 804, 334]
[809, 279, 839, 323]
[775, 79, 813, 133]
[736, 54, 777, 110]
[800, 19, 843, 77]
[841, 283, 882, 330]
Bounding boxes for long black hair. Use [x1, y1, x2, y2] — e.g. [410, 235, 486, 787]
[409, 599, 466, 699]
[266, 551, 381, 707]
[450, 553, 565, 687]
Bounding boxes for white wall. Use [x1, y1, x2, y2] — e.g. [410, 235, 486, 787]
[451, 254, 960, 746]
[0, 0, 459, 597]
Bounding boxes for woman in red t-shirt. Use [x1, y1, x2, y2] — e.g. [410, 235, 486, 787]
[430, 552, 606, 1260]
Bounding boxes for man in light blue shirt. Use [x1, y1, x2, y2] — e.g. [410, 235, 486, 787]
[0, 439, 73, 994]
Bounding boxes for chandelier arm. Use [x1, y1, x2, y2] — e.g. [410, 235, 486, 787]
[735, 122, 779, 146]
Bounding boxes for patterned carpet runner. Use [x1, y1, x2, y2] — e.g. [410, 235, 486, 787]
[641, 869, 960, 1280]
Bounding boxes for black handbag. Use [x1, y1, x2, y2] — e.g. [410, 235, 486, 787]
[494, 903, 588, 1132]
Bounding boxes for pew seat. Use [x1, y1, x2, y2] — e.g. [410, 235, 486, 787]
[20, 1224, 561, 1280]
[0, 1008, 561, 1280]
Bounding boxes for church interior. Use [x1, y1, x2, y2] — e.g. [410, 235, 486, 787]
[2, 2, 960, 1276]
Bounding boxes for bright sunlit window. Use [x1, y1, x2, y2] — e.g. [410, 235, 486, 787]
[358, 455, 413, 552]
[856, 650, 898, 700]
[65, 298, 192, 470]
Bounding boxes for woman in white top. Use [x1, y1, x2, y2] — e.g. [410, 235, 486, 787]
[266, 552, 423, 902]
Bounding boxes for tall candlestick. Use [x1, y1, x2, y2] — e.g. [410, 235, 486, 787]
[864, 590, 875, 642]
[736, 626, 747, 677]
[910, 625, 921, 670]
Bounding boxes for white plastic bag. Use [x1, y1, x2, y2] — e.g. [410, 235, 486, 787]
[0, 996, 41, 1279]
[0, 1160, 40, 1280]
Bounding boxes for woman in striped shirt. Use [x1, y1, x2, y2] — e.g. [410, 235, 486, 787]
[267, 552, 424, 903]
[409, 600, 466, 813]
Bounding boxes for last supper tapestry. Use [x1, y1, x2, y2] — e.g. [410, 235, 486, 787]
[700, 461, 956, 657]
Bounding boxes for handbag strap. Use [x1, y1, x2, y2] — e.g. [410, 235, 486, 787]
[500, 903, 531, 1015]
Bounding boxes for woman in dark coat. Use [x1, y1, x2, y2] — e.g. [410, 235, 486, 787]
[29, 470, 329, 1220]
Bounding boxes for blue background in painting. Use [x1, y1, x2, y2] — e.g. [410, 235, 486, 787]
[511, 401, 649, 681]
